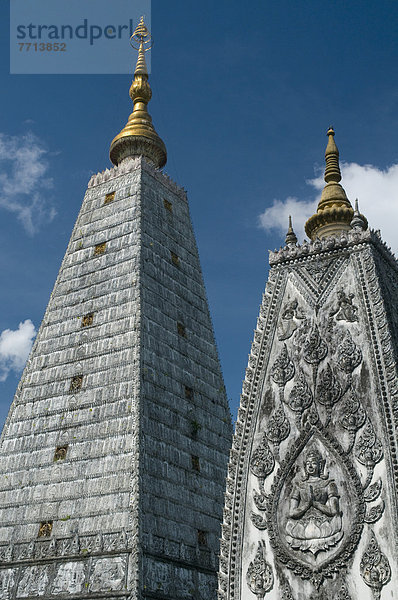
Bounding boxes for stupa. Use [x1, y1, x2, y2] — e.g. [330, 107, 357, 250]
[219, 128, 398, 599]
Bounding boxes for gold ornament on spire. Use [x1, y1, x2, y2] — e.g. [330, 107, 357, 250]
[109, 17, 167, 168]
[305, 127, 353, 240]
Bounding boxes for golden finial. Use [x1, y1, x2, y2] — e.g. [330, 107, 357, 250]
[109, 17, 167, 168]
[305, 127, 353, 240]
[285, 215, 298, 246]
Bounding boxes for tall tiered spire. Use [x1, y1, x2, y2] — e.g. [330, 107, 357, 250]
[109, 17, 167, 168]
[305, 127, 353, 240]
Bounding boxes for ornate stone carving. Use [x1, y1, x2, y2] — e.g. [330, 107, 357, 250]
[89, 557, 125, 592]
[337, 333, 362, 375]
[339, 392, 366, 435]
[246, 541, 274, 598]
[250, 512, 267, 530]
[355, 421, 383, 469]
[253, 490, 268, 511]
[17, 566, 50, 597]
[266, 407, 290, 446]
[271, 344, 295, 387]
[278, 299, 304, 341]
[266, 425, 365, 581]
[284, 446, 343, 555]
[317, 364, 341, 409]
[0, 569, 15, 598]
[303, 258, 335, 283]
[331, 289, 358, 322]
[360, 531, 391, 599]
[364, 501, 385, 524]
[303, 326, 328, 367]
[364, 480, 382, 503]
[250, 435, 275, 480]
[52, 562, 86, 594]
[287, 369, 313, 414]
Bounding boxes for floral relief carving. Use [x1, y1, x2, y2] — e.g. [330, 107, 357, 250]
[250, 434, 275, 481]
[355, 420, 383, 470]
[271, 344, 295, 387]
[266, 407, 290, 446]
[303, 325, 328, 367]
[251, 512, 268, 530]
[364, 501, 385, 524]
[316, 364, 342, 409]
[360, 531, 391, 599]
[287, 369, 313, 415]
[364, 480, 382, 503]
[246, 541, 274, 598]
[336, 332, 362, 375]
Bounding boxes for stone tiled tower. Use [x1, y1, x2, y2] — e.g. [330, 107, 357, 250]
[0, 19, 232, 600]
[219, 129, 398, 599]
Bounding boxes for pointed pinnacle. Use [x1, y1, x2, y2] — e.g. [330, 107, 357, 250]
[350, 198, 368, 231]
[285, 215, 298, 246]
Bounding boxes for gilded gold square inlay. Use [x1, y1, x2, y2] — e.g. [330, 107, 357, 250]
[177, 322, 186, 337]
[163, 198, 172, 212]
[185, 386, 193, 400]
[94, 242, 106, 256]
[171, 251, 180, 267]
[53, 445, 68, 462]
[38, 521, 53, 537]
[70, 375, 83, 392]
[197, 530, 207, 546]
[104, 192, 115, 204]
[191, 455, 200, 471]
[81, 313, 94, 327]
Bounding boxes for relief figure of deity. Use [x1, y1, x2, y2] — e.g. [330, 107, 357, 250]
[285, 447, 343, 555]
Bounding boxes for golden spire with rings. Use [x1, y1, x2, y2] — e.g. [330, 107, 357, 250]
[109, 17, 167, 168]
[305, 127, 353, 240]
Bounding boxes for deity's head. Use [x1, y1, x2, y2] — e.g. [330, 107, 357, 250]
[303, 447, 325, 478]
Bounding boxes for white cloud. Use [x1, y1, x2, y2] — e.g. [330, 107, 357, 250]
[0, 320, 36, 382]
[0, 132, 56, 234]
[259, 162, 398, 254]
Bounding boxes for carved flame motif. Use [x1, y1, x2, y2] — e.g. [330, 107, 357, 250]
[303, 325, 328, 366]
[336, 332, 362, 374]
[266, 407, 290, 445]
[339, 392, 366, 433]
[246, 541, 274, 598]
[271, 344, 295, 386]
[250, 434, 275, 479]
[360, 531, 391, 599]
[355, 421, 383, 468]
[317, 364, 341, 408]
[287, 369, 313, 413]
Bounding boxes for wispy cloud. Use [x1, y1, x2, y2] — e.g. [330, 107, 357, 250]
[0, 132, 56, 234]
[259, 162, 398, 254]
[0, 320, 36, 382]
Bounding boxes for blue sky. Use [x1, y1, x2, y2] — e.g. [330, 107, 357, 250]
[1, 0, 398, 426]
